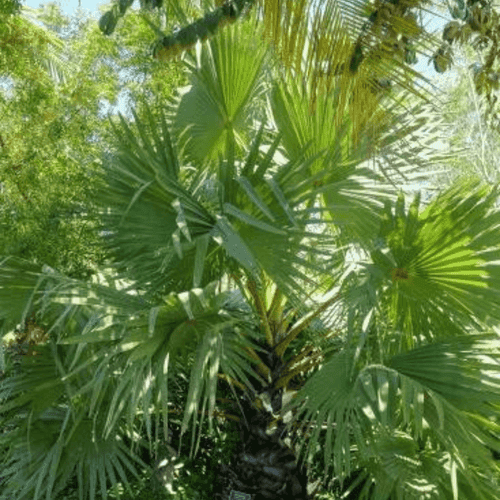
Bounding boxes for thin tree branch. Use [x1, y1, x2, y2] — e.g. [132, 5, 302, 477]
[152, 0, 256, 60]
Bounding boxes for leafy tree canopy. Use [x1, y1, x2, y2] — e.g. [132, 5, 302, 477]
[0, 2, 190, 278]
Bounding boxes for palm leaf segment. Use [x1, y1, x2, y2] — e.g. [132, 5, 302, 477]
[171, 15, 272, 166]
[268, 63, 457, 247]
[0, 399, 148, 500]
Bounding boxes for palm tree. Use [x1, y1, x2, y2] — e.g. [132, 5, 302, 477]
[2, 9, 500, 500]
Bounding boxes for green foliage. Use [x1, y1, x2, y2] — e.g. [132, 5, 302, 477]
[0, 3, 190, 279]
[0, 0, 21, 17]
[98, 0, 164, 37]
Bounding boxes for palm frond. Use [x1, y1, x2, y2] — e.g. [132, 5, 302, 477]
[171, 17, 272, 165]
[95, 99, 341, 305]
[338, 176, 500, 352]
[284, 335, 500, 499]
[0, 408, 147, 500]
[54, 281, 263, 450]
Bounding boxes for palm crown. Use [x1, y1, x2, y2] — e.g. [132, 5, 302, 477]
[2, 8, 500, 500]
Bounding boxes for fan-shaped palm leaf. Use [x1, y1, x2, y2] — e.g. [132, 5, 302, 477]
[0, 263, 265, 499]
[171, 17, 273, 165]
[337, 176, 500, 355]
[285, 335, 500, 499]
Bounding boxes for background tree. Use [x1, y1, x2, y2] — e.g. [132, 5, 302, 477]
[0, 0, 21, 16]
[430, 38, 500, 188]
[0, 1, 193, 280]
[435, 0, 500, 128]
[0, 4, 108, 280]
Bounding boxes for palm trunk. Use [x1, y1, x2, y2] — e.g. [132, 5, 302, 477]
[214, 398, 312, 499]
[214, 343, 318, 500]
